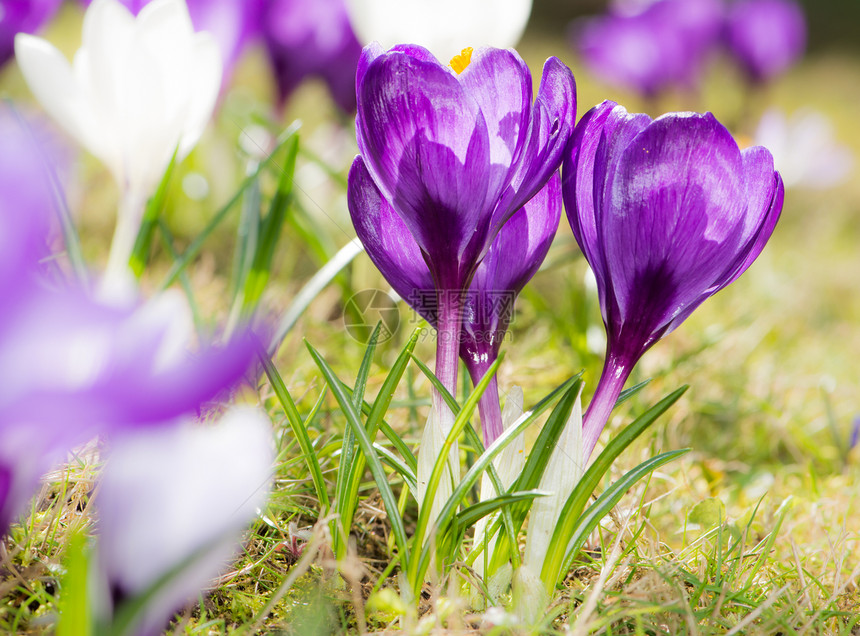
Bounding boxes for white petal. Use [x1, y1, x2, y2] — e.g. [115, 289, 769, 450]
[97, 407, 273, 630]
[14, 35, 83, 142]
[345, 0, 533, 62]
[176, 32, 222, 158]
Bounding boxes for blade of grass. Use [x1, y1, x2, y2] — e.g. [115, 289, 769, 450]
[339, 328, 420, 554]
[259, 351, 329, 512]
[229, 164, 261, 302]
[306, 341, 410, 564]
[129, 147, 178, 277]
[157, 123, 300, 291]
[538, 386, 689, 592]
[241, 134, 299, 314]
[333, 323, 382, 557]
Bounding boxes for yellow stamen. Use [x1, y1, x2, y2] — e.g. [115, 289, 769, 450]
[449, 47, 474, 74]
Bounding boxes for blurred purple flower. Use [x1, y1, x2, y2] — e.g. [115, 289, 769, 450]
[262, 0, 362, 113]
[78, 0, 262, 82]
[350, 169, 561, 442]
[350, 43, 575, 437]
[0, 105, 258, 535]
[0, 0, 61, 67]
[96, 407, 272, 636]
[850, 416, 860, 452]
[562, 101, 784, 459]
[573, 0, 723, 98]
[724, 0, 806, 83]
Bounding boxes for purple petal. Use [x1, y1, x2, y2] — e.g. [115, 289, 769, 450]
[717, 150, 784, 289]
[492, 56, 576, 231]
[347, 157, 435, 321]
[356, 48, 493, 286]
[458, 47, 532, 200]
[0, 107, 58, 307]
[563, 101, 650, 322]
[462, 172, 561, 367]
[604, 112, 747, 339]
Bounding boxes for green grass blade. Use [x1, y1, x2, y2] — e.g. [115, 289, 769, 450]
[129, 147, 178, 277]
[57, 530, 91, 636]
[412, 352, 524, 567]
[617, 379, 651, 406]
[546, 449, 689, 592]
[157, 124, 300, 292]
[408, 355, 504, 591]
[410, 354, 460, 413]
[267, 238, 364, 356]
[229, 166, 261, 302]
[306, 341, 410, 564]
[486, 377, 584, 571]
[259, 352, 329, 511]
[338, 327, 420, 554]
[537, 386, 689, 592]
[334, 323, 382, 557]
[373, 443, 418, 492]
[242, 134, 299, 313]
[455, 490, 546, 531]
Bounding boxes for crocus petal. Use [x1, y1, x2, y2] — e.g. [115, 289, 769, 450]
[345, 0, 532, 63]
[356, 49, 493, 283]
[19, 0, 221, 197]
[603, 113, 747, 344]
[462, 172, 561, 361]
[458, 48, 532, 197]
[348, 156, 435, 320]
[563, 101, 650, 322]
[0, 0, 62, 67]
[14, 35, 88, 148]
[97, 407, 273, 634]
[492, 56, 576, 232]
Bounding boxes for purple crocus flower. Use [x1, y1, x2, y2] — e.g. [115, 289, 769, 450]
[0, 106, 257, 535]
[562, 100, 784, 460]
[574, 0, 723, 98]
[724, 0, 806, 83]
[0, 0, 61, 67]
[78, 0, 262, 82]
[351, 43, 575, 434]
[350, 169, 561, 443]
[262, 0, 362, 113]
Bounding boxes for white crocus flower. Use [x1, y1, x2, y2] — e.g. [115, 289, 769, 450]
[345, 0, 533, 63]
[515, 384, 585, 622]
[96, 406, 273, 635]
[754, 108, 854, 190]
[15, 0, 222, 290]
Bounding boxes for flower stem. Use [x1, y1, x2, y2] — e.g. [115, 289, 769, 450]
[102, 190, 145, 297]
[582, 350, 632, 461]
[466, 357, 504, 446]
[433, 290, 463, 436]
